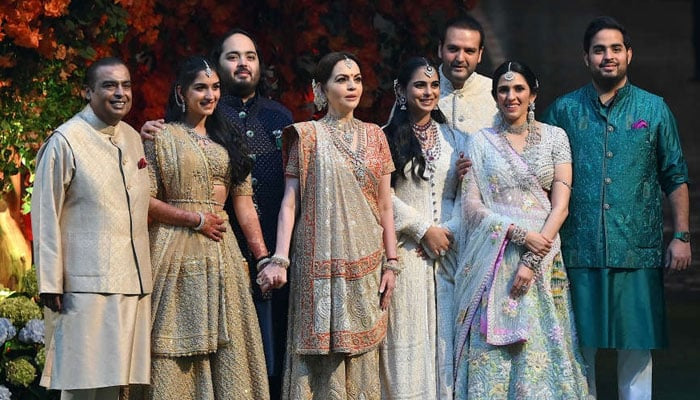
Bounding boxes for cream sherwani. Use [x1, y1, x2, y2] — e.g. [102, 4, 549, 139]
[436, 69, 497, 400]
[438, 68, 498, 136]
[32, 105, 152, 390]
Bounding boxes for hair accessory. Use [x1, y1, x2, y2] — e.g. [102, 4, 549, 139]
[343, 55, 353, 69]
[504, 62, 515, 81]
[203, 60, 213, 77]
[173, 86, 185, 113]
[423, 58, 435, 78]
[527, 102, 535, 124]
[312, 79, 327, 110]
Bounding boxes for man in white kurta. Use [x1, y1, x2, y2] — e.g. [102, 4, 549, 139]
[32, 58, 151, 400]
[434, 15, 498, 400]
[437, 15, 498, 135]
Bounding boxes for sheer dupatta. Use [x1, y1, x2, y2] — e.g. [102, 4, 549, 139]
[453, 128, 562, 373]
[282, 121, 388, 356]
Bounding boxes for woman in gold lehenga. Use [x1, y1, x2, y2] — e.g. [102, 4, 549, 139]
[257, 52, 399, 400]
[140, 56, 269, 399]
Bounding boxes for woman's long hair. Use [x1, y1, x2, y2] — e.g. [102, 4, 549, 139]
[165, 55, 252, 185]
[383, 57, 447, 186]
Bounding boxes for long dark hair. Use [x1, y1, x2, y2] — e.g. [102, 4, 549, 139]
[384, 57, 447, 186]
[165, 55, 252, 185]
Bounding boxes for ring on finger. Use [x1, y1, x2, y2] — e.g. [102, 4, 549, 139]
[439, 249, 446, 257]
[255, 277, 263, 285]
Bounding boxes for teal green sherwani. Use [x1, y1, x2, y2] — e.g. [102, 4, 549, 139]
[542, 82, 688, 349]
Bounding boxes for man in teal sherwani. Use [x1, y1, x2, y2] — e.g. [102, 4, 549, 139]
[542, 16, 691, 400]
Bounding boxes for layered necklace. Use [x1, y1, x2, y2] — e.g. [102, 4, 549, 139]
[321, 114, 368, 180]
[413, 119, 441, 173]
[497, 117, 540, 152]
[183, 124, 213, 146]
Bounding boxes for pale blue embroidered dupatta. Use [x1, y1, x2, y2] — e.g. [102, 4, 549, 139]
[452, 128, 562, 372]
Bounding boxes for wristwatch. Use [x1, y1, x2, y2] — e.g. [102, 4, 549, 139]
[673, 231, 691, 243]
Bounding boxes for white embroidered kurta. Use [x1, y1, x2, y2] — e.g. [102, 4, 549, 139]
[380, 124, 464, 400]
[32, 105, 151, 390]
[438, 69, 498, 136]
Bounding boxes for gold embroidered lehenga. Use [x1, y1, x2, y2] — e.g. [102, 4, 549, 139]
[142, 123, 269, 399]
[281, 120, 394, 400]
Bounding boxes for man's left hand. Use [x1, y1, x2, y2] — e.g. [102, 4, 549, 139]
[665, 239, 692, 270]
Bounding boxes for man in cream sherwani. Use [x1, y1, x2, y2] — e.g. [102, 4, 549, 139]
[32, 57, 152, 400]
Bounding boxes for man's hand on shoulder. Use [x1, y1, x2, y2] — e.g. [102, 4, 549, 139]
[665, 239, 692, 271]
[40, 293, 63, 313]
[140, 119, 165, 141]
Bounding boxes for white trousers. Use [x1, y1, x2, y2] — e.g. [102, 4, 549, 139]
[60, 386, 119, 400]
[582, 347, 653, 400]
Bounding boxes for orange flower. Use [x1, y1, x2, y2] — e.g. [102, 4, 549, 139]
[43, 0, 70, 17]
[5, 22, 41, 48]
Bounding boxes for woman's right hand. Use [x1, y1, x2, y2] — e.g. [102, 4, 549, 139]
[524, 231, 552, 257]
[140, 119, 165, 141]
[422, 226, 452, 257]
[198, 212, 226, 241]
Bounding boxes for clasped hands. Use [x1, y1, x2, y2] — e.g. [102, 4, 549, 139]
[256, 262, 287, 293]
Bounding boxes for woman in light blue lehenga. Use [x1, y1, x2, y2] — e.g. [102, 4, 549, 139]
[453, 61, 588, 399]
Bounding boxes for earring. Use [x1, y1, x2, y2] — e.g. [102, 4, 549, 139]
[174, 87, 185, 113]
[527, 102, 535, 123]
[312, 79, 327, 111]
[398, 96, 407, 110]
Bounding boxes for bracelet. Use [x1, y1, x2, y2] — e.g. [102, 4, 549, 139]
[519, 251, 542, 273]
[255, 256, 271, 272]
[382, 259, 401, 276]
[510, 225, 527, 246]
[193, 211, 205, 231]
[386, 257, 398, 262]
[269, 254, 290, 269]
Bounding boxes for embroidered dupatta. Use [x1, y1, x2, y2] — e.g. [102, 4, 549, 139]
[283, 121, 391, 355]
[453, 128, 562, 369]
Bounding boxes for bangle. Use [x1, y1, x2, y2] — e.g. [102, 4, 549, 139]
[519, 251, 542, 273]
[386, 257, 398, 262]
[255, 257, 271, 272]
[382, 259, 401, 276]
[193, 211, 205, 231]
[270, 254, 290, 269]
[510, 225, 527, 246]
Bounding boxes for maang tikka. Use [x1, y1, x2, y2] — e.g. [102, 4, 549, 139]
[504, 62, 515, 81]
[423, 58, 434, 78]
[343, 55, 353, 69]
[203, 60, 213, 77]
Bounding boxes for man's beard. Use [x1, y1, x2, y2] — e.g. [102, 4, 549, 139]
[222, 74, 258, 98]
[592, 70, 626, 92]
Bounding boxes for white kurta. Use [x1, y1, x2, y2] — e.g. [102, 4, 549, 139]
[438, 69, 498, 137]
[380, 124, 464, 400]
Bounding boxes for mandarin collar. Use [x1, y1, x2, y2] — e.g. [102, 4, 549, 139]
[586, 80, 632, 109]
[78, 105, 117, 136]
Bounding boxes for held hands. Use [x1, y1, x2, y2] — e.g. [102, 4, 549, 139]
[666, 239, 692, 271]
[524, 231, 552, 257]
[256, 263, 288, 293]
[422, 226, 452, 258]
[509, 264, 534, 297]
[379, 269, 397, 310]
[456, 152, 472, 179]
[140, 119, 165, 141]
[197, 212, 226, 241]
